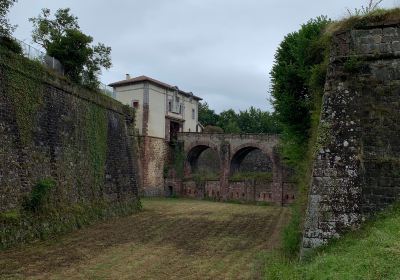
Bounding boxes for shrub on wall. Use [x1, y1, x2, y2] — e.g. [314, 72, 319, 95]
[22, 179, 56, 213]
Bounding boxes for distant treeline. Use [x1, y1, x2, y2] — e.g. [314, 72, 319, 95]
[198, 102, 281, 134]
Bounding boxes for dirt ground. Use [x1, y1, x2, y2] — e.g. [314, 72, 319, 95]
[0, 198, 290, 280]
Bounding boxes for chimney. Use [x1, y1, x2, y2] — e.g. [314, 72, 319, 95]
[126, 73, 131, 80]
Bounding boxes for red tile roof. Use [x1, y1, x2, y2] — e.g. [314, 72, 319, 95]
[108, 75, 202, 100]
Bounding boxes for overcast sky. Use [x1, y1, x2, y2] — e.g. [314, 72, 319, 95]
[9, 0, 399, 112]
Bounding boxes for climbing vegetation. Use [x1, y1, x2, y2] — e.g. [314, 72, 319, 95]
[86, 104, 108, 191]
[0, 45, 45, 145]
[270, 16, 332, 257]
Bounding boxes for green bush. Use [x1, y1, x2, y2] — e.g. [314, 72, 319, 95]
[229, 171, 273, 182]
[0, 36, 22, 54]
[270, 16, 331, 258]
[22, 178, 56, 212]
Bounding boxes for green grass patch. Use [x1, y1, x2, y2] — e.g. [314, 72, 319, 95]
[265, 204, 400, 279]
[229, 171, 273, 182]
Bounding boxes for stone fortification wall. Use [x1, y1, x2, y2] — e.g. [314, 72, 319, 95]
[0, 47, 140, 247]
[303, 22, 400, 251]
[138, 136, 169, 196]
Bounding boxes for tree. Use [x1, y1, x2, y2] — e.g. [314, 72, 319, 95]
[0, 0, 22, 54]
[217, 109, 240, 133]
[237, 107, 281, 134]
[0, 0, 17, 37]
[29, 8, 111, 89]
[198, 102, 219, 126]
[270, 16, 330, 163]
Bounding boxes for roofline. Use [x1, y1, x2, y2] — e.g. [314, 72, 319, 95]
[108, 77, 202, 101]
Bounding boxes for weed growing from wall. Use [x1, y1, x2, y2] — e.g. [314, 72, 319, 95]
[22, 178, 56, 213]
[172, 142, 185, 179]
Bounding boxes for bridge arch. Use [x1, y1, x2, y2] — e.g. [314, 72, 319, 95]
[185, 142, 220, 175]
[230, 144, 273, 175]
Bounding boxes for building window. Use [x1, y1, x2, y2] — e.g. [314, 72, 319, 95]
[132, 100, 139, 109]
[179, 104, 183, 114]
[168, 100, 172, 112]
[192, 108, 195, 119]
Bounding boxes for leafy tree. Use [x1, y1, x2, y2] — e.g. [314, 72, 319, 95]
[198, 102, 219, 126]
[237, 107, 281, 134]
[199, 102, 281, 134]
[0, 0, 17, 37]
[29, 8, 111, 89]
[270, 16, 330, 164]
[0, 0, 21, 54]
[217, 109, 240, 133]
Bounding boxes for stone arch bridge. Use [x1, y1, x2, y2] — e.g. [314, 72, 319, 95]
[165, 133, 296, 205]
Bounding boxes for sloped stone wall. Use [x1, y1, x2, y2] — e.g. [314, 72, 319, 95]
[303, 22, 400, 252]
[0, 48, 140, 213]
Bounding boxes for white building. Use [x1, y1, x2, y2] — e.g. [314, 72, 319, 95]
[109, 75, 202, 141]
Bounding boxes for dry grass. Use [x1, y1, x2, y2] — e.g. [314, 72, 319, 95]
[326, 7, 400, 35]
[0, 198, 289, 280]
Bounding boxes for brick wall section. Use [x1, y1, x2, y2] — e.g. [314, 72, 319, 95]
[302, 23, 400, 252]
[0, 51, 140, 212]
[139, 136, 169, 196]
[238, 149, 273, 172]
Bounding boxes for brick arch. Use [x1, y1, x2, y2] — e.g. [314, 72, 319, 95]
[229, 143, 274, 175]
[184, 141, 220, 175]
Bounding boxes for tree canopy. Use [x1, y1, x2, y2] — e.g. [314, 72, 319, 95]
[0, 0, 17, 37]
[198, 102, 219, 127]
[29, 8, 111, 89]
[198, 102, 281, 134]
[270, 16, 330, 163]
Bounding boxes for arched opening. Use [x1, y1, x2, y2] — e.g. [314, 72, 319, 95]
[186, 145, 220, 178]
[230, 147, 273, 177]
[168, 186, 173, 197]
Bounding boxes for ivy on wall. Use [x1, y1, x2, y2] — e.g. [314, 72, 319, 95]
[86, 103, 108, 193]
[0, 47, 45, 145]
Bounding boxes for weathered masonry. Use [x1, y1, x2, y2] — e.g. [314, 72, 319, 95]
[166, 133, 296, 205]
[302, 22, 400, 252]
[0, 47, 140, 247]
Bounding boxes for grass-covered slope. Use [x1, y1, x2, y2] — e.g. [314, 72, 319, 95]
[265, 205, 400, 279]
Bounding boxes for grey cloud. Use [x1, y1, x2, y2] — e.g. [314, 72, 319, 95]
[9, 0, 397, 112]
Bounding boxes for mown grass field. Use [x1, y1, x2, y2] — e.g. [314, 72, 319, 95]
[0, 198, 289, 280]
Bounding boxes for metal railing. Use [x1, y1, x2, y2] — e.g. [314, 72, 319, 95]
[16, 38, 65, 75]
[14, 38, 115, 98]
[99, 82, 116, 98]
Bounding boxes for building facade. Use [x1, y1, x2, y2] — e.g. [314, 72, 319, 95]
[109, 75, 202, 196]
[109, 75, 202, 141]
